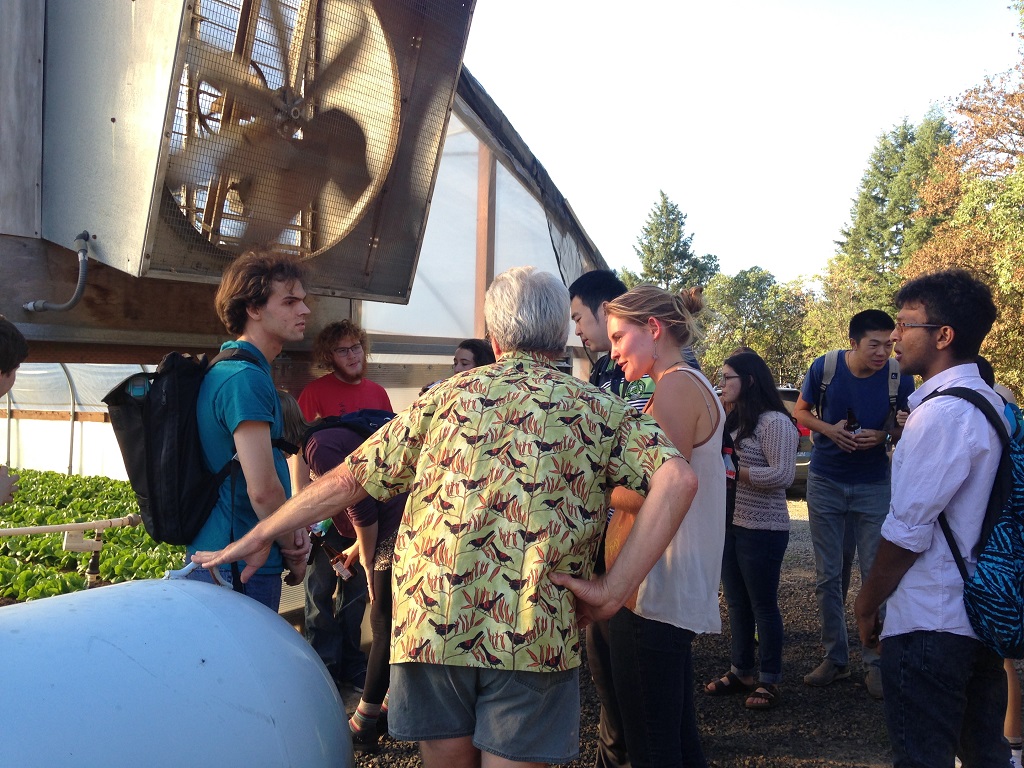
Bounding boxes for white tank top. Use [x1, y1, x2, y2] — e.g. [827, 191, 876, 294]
[634, 366, 726, 634]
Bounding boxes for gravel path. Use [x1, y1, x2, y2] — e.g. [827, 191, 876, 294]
[353, 498, 894, 767]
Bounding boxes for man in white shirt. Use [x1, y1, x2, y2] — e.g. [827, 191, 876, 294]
[855, 269, 1008, 768]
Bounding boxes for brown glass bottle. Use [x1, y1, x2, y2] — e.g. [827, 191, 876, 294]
[844, 407, 862, 435]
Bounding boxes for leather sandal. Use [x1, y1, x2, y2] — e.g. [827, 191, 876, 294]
[705, 671, 755, 696]
[745, 684, 780, 710]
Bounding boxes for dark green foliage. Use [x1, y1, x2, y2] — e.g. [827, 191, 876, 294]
[0, 469, 185, 601]
[620, 190, 720, 293]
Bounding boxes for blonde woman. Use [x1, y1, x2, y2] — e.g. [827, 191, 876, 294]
[601, 285, 725, 768]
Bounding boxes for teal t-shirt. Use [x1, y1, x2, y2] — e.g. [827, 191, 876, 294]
[188, 340, 289, 573]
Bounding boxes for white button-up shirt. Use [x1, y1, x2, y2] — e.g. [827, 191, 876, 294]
[880, 363, 1007, 640]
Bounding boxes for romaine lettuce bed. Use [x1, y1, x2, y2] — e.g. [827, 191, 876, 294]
[0, 469, 185, 601]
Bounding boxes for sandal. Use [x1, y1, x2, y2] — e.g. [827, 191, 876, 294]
[745, 685, 780, 710]
[705, 671, 755, 696]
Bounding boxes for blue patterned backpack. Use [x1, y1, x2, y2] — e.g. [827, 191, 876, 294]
[930, 387, 1024, 658]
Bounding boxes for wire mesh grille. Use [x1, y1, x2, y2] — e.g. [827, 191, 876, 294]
[165, 0, 401, 259]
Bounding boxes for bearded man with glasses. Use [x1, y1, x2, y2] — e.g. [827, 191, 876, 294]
[299, 319, 392, 420]
[298, 319, 393, 695]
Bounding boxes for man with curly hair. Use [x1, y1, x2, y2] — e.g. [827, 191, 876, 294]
[298, 320, 392, 420]
[298, 320, 392, 693]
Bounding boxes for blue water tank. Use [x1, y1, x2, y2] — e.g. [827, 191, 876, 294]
[0, 578, 354, 767]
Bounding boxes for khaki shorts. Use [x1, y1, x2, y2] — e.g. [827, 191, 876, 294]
[388, 662, 580, 764]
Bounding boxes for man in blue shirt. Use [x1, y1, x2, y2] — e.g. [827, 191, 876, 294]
[793, 310, 914, 698]
[187, 252, 312, 610]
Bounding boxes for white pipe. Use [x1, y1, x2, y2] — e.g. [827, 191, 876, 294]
[0, 513, 141, 537]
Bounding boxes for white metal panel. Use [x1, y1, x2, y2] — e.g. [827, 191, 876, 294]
[40, 0, 190, 273]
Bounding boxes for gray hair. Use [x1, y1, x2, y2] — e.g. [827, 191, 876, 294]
[485, 267, 570, 354]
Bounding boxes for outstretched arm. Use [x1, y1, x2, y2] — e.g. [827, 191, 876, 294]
[193, 463, 369, 582]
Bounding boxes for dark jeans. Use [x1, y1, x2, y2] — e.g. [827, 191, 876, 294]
[304, 528, 367, 683]
[587, 617, 631, 768]
[609, 608, 706, 768]
[720, 525, 789, 684]
[881, 630, 1009, 768]
[363, 567, 392, 705]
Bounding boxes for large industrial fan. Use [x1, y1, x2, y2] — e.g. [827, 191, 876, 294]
[41, 0, 474, 301]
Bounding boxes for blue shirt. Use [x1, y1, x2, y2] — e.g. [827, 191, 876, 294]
[189, 340, 289, 573]
[800, 350, 914, 483]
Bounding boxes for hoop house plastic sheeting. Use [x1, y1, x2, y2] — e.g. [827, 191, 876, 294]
[361, 113, 479, 340]
[1, 363, 147, 479]
[0, 578, 354, 767]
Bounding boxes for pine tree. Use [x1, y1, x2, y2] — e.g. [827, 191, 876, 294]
[620, 191, 719, 293]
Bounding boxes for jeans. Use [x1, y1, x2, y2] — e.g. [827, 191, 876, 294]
[304, 528, 367, 682]
[806, 471, 889, 668]
[609, 608, 706, 768]
[720, 525, 789, 685]
[587, 617, 631, 768]
[185, 563, 282, 612]
[881, 631, 1009, 768]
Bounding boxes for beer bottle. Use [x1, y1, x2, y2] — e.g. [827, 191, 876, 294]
[844, 407, 862, 435]
[310, 530, 352, 580]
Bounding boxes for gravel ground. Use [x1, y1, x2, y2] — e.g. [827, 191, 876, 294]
[352, 497, 893, 768]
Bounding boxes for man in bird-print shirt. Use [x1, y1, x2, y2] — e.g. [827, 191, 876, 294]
[194, 266, 697, 768]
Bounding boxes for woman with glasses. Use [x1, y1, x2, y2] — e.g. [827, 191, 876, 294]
[600, 285, 725, 768]
[706, 351, 798, 709]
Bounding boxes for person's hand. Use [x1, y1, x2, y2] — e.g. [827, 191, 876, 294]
[827, 420, 858, 452]
[279, 528, 311, 561]
[0, 466, 19, 505]
[343, 542, 360, 570]
[192, 536, 272, 584]
[853, 429, 887, 450]
[282, 552, 307, 585]
[896, 409, 909, 427]
[548, 572, 618, 628]
[342, 543, 375, 602]
[854, 593, 882, 651]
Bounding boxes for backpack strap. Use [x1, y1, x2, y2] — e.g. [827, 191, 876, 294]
[926, 387, 1011, 572]
[887, 357, 900, 410]
[816, 350, 840, 419]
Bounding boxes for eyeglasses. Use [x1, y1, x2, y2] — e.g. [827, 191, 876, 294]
[894, 322, 942, 333]
[332, 343, 363, 357]
[719, 374, 741, 382]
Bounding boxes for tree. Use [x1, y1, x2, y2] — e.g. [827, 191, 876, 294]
[904, 6, 1024, 397]
[620, 191, 719, 293]
[804, 113, 953, 350]
[701, 268, 809, 385]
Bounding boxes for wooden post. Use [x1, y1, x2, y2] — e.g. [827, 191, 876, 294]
[475, 142, 496, 338]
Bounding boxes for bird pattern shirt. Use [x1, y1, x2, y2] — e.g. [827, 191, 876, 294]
[346, 351, 681, 671]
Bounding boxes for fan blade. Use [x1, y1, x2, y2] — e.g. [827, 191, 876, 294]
[303, 108, 372, 201]
[185, 38, 284, 122]
[262, 0, 292, 88]
[166, 120, 250, 189]
[218, 110, 372, 246]
[298, 3, 368, 107]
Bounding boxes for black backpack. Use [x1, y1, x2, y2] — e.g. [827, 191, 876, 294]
[104, 347, 289, 545]
[301, 409, 396, 466]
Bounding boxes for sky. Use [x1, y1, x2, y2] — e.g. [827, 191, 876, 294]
[462, 0, 1022, 285]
